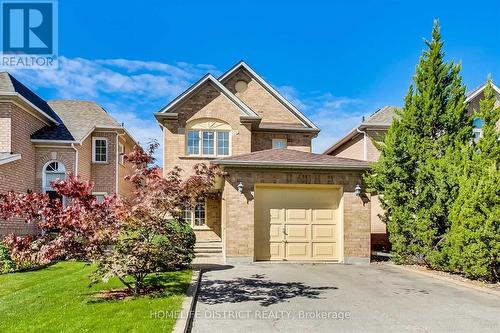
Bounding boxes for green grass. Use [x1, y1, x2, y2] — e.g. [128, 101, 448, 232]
[0, 261, 191, 333]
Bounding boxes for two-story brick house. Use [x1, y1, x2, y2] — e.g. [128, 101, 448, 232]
[0, 72, 137, 236]
[324, 81, 500, 251]
[155, 61, 372, 264]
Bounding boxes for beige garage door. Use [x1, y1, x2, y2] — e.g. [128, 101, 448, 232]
[255, 185, 341, 261]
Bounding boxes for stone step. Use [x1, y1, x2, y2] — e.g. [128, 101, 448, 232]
[195, 241, 222, 249]
[194, 248, 222, 254]
[195, 253, 223, 258]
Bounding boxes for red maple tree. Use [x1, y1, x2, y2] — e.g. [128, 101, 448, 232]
[0, 142, 222, 293]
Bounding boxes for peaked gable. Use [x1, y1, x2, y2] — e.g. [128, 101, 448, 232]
[219, 61, 318, 130]
[155, 74, 259, 122]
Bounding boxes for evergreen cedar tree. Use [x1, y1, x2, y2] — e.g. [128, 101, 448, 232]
[0, 142, 223, 293]
[446, 81, 499, 281]
[366, 20, 499, 281]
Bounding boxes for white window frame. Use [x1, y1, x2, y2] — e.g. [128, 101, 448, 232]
[42, 160, 66, 206]
[180, 201, 207, 228]
[118, 143, 125, 165]
[92, 137, 108, 163]
[472, 128, 483, 143]
[186, 130, 231, 157]
[92, 192, 108, 204]
[272, 138, 287, 149]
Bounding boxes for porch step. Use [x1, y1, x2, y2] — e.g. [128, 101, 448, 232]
[194, 241, 223, 264]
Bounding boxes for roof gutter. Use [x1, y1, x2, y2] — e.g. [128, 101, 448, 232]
[0, 92, 59, 124]
[212, 160, 370, 170]
[323, 123, 390, 155]
[31, 139, 76, 144]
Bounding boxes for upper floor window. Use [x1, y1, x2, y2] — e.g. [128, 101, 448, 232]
[472, 117, 484, 143]
[92, 137, 108, 163]
[186, 119, 231, 157]
[272, 138, 287, 149]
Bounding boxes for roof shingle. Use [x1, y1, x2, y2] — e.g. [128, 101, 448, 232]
[213, 148, 369, 170]
[46, 100, 121, 142]
[0, 72, 61, 123]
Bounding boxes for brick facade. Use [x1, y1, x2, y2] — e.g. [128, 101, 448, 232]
[90, 131, 117, 194]
[251, 131, 312, 152]
[222, 69, 304, 125]
[0, 103, 48, 235]
[117, 135, 136, 197]
[221, 168, 371, 263]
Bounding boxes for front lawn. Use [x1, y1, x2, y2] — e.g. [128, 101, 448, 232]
[0, 261, 191, 333]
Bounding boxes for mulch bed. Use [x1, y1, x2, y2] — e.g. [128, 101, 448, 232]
[96, 286, 165, 300]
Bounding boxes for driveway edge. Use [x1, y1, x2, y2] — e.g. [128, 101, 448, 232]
[172, 268, 202, 333]
[391, 264, 500, 297]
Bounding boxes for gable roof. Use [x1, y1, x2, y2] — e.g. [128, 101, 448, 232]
[0, 72, 60, 124]
[465, 81, 500, 102]
[323, 106, 397, 155]
[324, 79, 500, 155]
[219, 61, 319, 131]
[155, 74, 260, 121]
[37, 100, 122, 142]
[213, 148, 369, 170]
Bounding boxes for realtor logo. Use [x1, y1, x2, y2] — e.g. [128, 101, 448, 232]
[0, 0, 58, 68]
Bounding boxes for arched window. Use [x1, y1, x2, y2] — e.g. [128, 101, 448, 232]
[186, 119, 232, 157]
[43, 161, 65, 202]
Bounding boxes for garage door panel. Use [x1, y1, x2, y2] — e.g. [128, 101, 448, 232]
[286, 209, 310, 223]
[269, 224, 283, 241]
[286, 225, 309, 241]
[269, 208, 282, 222]
[269, 242, 284, 260]
[312, 225, 337, 241]
[313, 209, 335, 223]
[313, 243, 338, 258]
[286, 242, 310, 259]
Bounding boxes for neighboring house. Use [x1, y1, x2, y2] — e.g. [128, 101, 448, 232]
[155, 61, 372, 264]
[0, 72, 137, 236]
[324, 81, 500, 251]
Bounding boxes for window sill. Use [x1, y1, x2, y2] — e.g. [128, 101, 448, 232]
[92, 161, 109, 165]
[179, 156, 221, 160]
[193, 226, 211, 230]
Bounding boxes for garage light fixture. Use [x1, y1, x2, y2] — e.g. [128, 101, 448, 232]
[354, 184, 362, 196]
[237, 181, 244, 194]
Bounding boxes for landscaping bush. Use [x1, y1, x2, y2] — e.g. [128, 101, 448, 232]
[0, 244, 15, 274]
[92, 217, 196, 294]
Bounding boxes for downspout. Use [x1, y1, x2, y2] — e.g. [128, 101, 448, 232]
[356, 127, 368, 161]
[71, 143, 78, 176]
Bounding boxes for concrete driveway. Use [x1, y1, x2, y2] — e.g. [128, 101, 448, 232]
[191, 263, 500, 333]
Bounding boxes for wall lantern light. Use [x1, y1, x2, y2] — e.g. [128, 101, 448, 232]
[237, 181, 244, 194]
[354, 184, 362, 197]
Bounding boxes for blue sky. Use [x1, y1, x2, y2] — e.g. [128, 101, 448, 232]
[11, 0, 500, 158]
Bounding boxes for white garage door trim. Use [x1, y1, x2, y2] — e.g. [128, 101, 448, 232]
[254, 184, 344, 263]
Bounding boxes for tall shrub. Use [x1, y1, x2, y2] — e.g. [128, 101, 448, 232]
[446, 80, 500, 281]
[366, 20, 470, 265]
